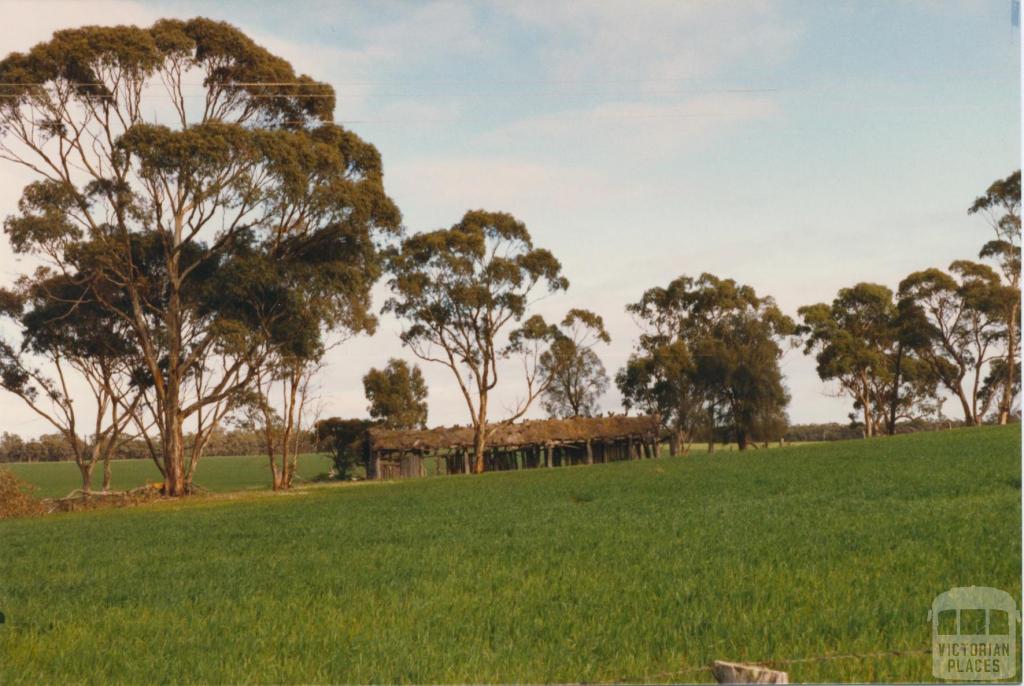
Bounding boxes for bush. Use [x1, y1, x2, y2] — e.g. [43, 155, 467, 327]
[315, 418, 377, 480]
[0, 468, 45, 519]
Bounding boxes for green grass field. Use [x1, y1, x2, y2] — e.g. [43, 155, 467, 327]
[6, 443, 806, 497]
[0, 426, 1019, 683]
[6, 452, 336, 498]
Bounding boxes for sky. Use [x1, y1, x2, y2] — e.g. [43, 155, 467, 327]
[0, 0, 1019, 436]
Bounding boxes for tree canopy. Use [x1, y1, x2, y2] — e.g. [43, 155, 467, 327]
[898, 261, 1006, 426]
[384, 210, 606, 472]
[618, 273, 794, 452]
[363, 359, 429, 430]
[968, 169, 1021, 424]
[0, 18, 400, 495]
[797, 282, 936, 436]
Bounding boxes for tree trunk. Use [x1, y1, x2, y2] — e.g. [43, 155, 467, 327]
[887, 343, 903, 436]
[271, 465, 284, 491]
[77, 462, 94, 494]
[102, 456, 113, 491]
[999, 303, 1018, 424]
[737, 430, 748, 451]
[862, 397, 874, 438]
[472, 425, 487, 474]
[955, 389, 974, 427]
[163, 402, 186, 496]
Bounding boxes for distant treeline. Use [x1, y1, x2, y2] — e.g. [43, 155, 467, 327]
[783, 418, 1018, 443]
[0, 429, 317, 465]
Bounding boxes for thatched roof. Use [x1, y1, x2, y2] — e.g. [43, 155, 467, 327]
[368, 414, 660, 452]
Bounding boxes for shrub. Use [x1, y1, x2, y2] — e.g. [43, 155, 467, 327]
[0, 468, 45, 519]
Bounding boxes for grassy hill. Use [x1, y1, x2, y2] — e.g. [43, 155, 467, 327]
[0, 426, 1019, 684]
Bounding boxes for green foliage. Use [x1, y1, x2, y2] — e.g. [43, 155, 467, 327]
[540, 338, 609, 418]
[898, 262, 1006, 424]
[0, 427, 1018, 682]
[362, 359, 429, 429]
[969, 170, 1021, 423]
[969, 170, 1021, 274]
[618, 273, 794, 450]
[0, 18, 334, 126]
[314, 418, 376, 480]
[384, 210, 601, 471]
[384, 210, 569, 362]
[797, 283, 938, 436]
[0, 17, 400, 494]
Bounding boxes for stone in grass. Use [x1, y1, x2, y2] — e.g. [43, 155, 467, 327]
[711, 660, 788, 684]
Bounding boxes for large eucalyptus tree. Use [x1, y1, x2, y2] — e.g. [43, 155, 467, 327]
[0, 19, 400, 494]
[797, 283, 936, 437]
[384, 210, 607, 473]
[969, 170, 1021, 424]
[618, 273, 794, 452]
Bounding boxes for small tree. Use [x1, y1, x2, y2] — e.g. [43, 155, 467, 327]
[898, 261, 1004, 425]
[385, 211, 605, 472]
[969, 170, 1021, 424]
[233, 358, 320, 490]
[0, 275, 140, 492]
[362, 359, 429, 429]
[539, 336, 609, 418]
[617, 340, 696, 455]
[315, 417, 375, 480]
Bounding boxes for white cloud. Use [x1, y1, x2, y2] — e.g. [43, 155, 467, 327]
[503, 0, 798, 82]
[0, 1, 159, 53]
[391, 156, 618, 222]
[476, 93, 781, 161]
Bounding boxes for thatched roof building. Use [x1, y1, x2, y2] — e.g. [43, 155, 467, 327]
[367, 414, 660, 453]
[365, 415, 661, 479]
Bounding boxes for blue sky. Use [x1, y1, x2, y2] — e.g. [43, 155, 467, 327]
[0, 1, 1019, 433]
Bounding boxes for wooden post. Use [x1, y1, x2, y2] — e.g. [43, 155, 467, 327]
[545, 444, 553, 468]
[585, 439, 593, 465]
[711, 661, 788, 684]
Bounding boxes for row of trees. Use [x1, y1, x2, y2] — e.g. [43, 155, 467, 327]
[0, 19, 611, 493]
[798, 171, 1020, 436]
[0, 20, 1016, 497]
[0, 428, 318, 465]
